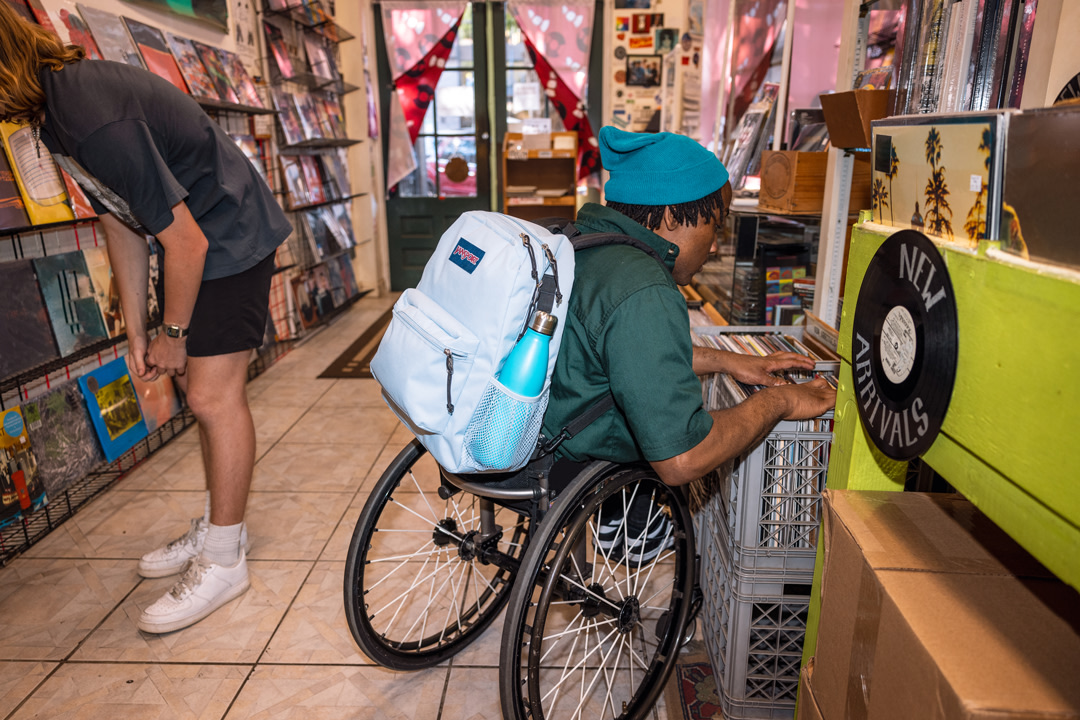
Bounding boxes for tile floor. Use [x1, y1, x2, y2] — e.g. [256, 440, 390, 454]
[0, 295, 692, 720]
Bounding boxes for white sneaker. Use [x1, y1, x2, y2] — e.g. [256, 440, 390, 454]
[137, 551, 251, 634]
[138, 519, 250, 578]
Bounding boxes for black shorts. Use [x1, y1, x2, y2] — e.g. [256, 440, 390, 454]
[185, 253, 276, 357]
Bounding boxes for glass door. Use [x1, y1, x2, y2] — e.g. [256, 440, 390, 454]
[378, 2, 491, 290]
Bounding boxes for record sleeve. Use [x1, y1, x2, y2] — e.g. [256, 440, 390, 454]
[76, 4, 144, 68]
[79, 356, 148, 463]
[22, 381, 103, 498]
[0, 406, 48, 529]
[0, 259, 59, 380]
[165, 32, 219, 100]
[122, 17, 188, 93]
[32, 250, 109, 356]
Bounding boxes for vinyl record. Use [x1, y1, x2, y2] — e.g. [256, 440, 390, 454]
[852, 230, 958, 460]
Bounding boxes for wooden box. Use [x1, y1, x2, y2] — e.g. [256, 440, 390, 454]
[758, 150, 871, 215]
[819, 89, 892, 150]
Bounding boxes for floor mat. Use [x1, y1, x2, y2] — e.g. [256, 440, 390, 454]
[674, 662, 723, 720]
[318, 307, 394, 379]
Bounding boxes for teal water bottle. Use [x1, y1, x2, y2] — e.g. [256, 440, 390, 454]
[499, 311, 557, 396]
[469, 311, 557, 469]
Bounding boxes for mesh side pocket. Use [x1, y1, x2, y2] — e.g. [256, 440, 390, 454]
[463, 379, 549, 471]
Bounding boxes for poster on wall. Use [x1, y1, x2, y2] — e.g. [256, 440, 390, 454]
[230, 0, 258, 65]
[124, 0, 229, 31]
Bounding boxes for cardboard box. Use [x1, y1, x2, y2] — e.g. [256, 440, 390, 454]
[819, 89, 891, 149]
[814, 490, 1080, 720]
[758, 150, 871, 215]
[797, 658, 826, 720]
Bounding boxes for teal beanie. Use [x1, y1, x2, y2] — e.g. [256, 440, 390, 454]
[599, 126, 729, 205]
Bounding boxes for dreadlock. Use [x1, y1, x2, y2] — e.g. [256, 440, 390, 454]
[605, 186, 726, 231]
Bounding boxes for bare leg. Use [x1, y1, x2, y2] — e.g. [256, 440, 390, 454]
[183, 350, 255, 526]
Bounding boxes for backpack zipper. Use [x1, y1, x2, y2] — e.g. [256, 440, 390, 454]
[444, 349, 455, 414]
[541, 244, 562, 306]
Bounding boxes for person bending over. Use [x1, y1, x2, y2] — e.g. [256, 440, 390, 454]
[0, 5, 291, 634]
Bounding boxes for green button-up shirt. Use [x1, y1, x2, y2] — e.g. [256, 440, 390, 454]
[541, 203, 713, 463]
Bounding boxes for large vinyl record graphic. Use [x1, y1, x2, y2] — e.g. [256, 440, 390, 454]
[852, 230, 958, 460]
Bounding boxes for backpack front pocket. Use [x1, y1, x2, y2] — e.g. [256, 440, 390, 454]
[371, 288, 479, 434]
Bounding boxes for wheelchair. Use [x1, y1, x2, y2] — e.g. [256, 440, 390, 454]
[343, 438, 702, 720]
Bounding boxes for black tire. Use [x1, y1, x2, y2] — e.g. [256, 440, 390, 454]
[499, 463, 696, 720]
[344, 439, 528, 670]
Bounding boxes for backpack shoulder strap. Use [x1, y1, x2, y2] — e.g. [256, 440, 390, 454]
[534, 217, 668, 269]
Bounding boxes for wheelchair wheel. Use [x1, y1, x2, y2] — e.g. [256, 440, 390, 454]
[500, 463, 696, 720]
[344, 439, 528, 670]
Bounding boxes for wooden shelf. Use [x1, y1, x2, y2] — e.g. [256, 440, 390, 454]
[502, 132, 578, 222]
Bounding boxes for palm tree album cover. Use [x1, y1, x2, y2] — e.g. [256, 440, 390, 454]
[870, 115, 1004, 248]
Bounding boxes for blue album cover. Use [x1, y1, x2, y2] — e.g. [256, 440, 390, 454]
[78, 356, 148, 463]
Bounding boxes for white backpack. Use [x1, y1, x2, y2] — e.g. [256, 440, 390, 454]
[371, 212, 576, 474]
[371, 211, 664, 474]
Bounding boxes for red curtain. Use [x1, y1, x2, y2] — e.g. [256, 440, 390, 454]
[395, 14, 463, 144]
[520, 31, 599, 181]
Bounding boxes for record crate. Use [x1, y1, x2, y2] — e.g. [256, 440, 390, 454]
[695, 326, 836, 575]
[691, 475, 812, 720]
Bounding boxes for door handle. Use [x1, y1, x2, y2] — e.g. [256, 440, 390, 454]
[481, 132, 490, 140]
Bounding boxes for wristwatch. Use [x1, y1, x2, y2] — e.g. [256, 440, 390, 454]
[163, 323, 189, 339]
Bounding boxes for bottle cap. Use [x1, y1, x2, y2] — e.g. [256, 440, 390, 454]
[530, 310, 558, 336]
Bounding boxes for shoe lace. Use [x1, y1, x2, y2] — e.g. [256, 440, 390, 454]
[170, 557, 211, 600]
[167, 519, 205, 552]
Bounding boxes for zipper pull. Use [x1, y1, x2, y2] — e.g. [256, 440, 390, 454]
[521, 233, 539, 286]
[542, 244, 562, 306]
[444, 349, 455, 414]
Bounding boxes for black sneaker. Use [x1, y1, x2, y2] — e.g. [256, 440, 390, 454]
[592, 490, 674, 567]
[624, 512, 674, 565]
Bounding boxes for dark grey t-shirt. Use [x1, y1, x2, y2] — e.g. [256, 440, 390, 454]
[39, 60, 291, 281]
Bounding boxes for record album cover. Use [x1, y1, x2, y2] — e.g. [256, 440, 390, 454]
[44, 2, 103, 59]
[122, 17, 188, 93]
[263, 20, 295, 79]
[0, 146, 30, 231]
[872, 114, 1002, 247]
[82, 246, 124, 338]
[192, 40, 239, 104]
[271, 88, 305, 145]
[164, 32, 219, 100]
[60, 168, 96, 219]
[999, 107, 1080, 268]
[32, 250, 109, 356]
[76, 4, 144, 68]
[217, 48, 263, 108]
[1, 406, 48, 529]
[0, 121, 76, 226]
[127, 356, 181, 434]
[0, 259, 59, 381]
[22, 381, 103, 498]
[78, 356, 148, 463]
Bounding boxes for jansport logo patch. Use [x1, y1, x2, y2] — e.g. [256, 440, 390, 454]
[449, 238, 485, 273]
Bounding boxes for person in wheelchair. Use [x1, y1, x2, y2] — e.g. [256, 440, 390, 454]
[540, 126, 836, 563]
[345, 127, 837, 720]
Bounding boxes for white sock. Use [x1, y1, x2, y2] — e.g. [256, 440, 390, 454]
[203, 492, 211, 523]
[202, 522, 244, 566]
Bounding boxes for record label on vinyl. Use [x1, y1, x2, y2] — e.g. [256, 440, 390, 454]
[852, 230, 958, 460]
